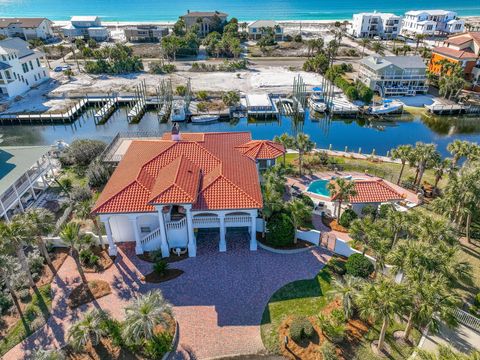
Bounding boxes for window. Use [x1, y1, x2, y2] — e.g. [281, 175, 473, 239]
[455, 24, 462, 30]
[426, 25, 433, 30]
[22, 63, 28, 73]
[36, 58, 40, 67]
[43, 70, 46, 77]
[5, 71, 11, 80]
[29, 61, 33, 70]
[34, 74, 37, 81]
[140, 226, 151, 233]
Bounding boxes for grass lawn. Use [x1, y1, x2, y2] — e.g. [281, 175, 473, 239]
[260, 268, 333, 353]
[284, 152, 446, 189]
[260, 266, 421, 359]
[0, 284, 53, 356]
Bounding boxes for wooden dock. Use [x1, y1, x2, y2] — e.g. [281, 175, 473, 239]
[93, 94, 119, 124]
[425, 103, 480, 115]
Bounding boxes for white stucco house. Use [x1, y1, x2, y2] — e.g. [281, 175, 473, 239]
[0, 37, 50, 98]
[248, 20, 284, 40]
[93, 129, 285, 257]
[401, 10, 464, 36]
[62, 16, 109, 42]
[0, 18, 54, 40]
[348, 12, 402, 39]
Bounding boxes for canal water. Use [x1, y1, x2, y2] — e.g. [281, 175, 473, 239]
[1, 107, 479, 157]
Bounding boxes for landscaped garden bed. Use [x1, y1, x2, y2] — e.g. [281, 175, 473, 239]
[138, 250, 188, 264]
[144, 269, 184, 284]
[67, 280, 111, 309]
[322, 216, 348, 233]
[257, 232, 314, 250]
[81, 246, 114, 273]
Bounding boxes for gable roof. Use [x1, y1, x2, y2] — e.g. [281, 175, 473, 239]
[331, 179, 403, 204]
[181, 11, 228, 18]
[235, 140, 285, 160]
[248, 20, 280, 28]
[0, 37, 34, 58]
[0, 18, 49, 29]
[93, 132, 263, 214]
[362, 55, 426, 71]
[433, 46, 477, 60]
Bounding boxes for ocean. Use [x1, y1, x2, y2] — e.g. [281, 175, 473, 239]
[1, 0, 480, 22]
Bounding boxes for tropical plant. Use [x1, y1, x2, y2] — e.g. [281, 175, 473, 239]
[338, 208, 357, 228]
[122, 290, 172, 345]
[221, 91, 240, 107]
[32, 348, 65, 360]
[25, 208, 55, 266]
[390, 144, 414, 184]
[153, 260, 169, 276]
[68, 308, 110, 351]
[59, 222, 92, 284]
[447, 140, 479, 169]
[328, 274, 364, 318]
[0, 215, 36, 288]
[289, 317, 315, 343]
[261, 180, 283, 238]
[411, 142, 440, 187]
[345, 253, 374, 278]
[317, 312, 346, 343]
[360, 38, 370, 58]
[294, 133, 315, 175]
[355, 277, 408, 352]
[327, 178, 357, 219]
[273, 133, 294, 165]
[320, 341, 338, 360]
[266, 212, 295, 247]
[286, 198, 312, 243]
[0, 253, 23, 314]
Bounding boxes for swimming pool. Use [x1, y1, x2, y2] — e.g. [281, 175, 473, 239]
[307, 179, 331, 197]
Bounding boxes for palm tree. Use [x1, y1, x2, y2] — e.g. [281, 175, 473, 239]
[411, 142, 439, 187]
[328, 275, 364, 318]
[273, 133, 294, 165]
[294, 133, 315, 176]
[68, 308, 109, 351]
[25, 208, 55, 266]
[59, 222, 90, 284]
[32, 348, 65, 360]
[360, 38, 370, 58]
[75, 198, 104, 249]
[261, 181, 282, 238]
[447, 140, 479, 169]
[327, 178, 357, 219]
[390, 144, 414, 185]
[431, 157, 452, 193]
[349, 216, 382, 255]
[355, 277, 408, 352]
[371, 41, 385, 55]
[122, 290, 172, 345]
[0, 215, 36, 288]
[384, 209, 410, 248]
[286, 198, 312, 244]
[414, 34, 427, 55]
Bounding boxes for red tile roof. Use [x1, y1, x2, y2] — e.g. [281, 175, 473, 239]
[433, 46, 478, 60]
[445, 32, 480, 48]
[331, 179, 403, 204]
[93, 132, 263, 214]
[235, 140, 285, 160]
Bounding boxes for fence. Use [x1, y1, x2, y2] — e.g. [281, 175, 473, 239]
[454, 308, 480, 333]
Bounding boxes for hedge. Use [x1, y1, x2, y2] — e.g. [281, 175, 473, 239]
[290, 317, 314, 343]
[338, 209, 358, 228]
[345, 253, 374, 278]
[266, 212, 295, 247]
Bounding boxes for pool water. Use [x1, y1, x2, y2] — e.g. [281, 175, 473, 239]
[307, 179, 331, 197]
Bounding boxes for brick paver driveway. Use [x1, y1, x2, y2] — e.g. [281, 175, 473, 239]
[5, 230, 330, 360]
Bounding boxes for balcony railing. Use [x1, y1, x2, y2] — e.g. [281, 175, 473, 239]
[166, 217, 187, 230]
[225, 215, 251, 224]
[193, 216, 220, 226]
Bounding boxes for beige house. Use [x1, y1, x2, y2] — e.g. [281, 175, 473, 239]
[124, 25, 169, 42]
[248, 20, 284, 40]
[180, 11, 228, 37]
[0, 18, 53, 40]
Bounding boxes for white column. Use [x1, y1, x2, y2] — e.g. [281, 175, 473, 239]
[185, 205, 196, 257]
[26, 173, 37, 200]
[129, 217, 143, 255]
[157, 208, 170, 258]
[250, 212, 257, 251]
[12, 184, 24, 212]
[219, 214, 226, 252]
[104, 218, 117, 256]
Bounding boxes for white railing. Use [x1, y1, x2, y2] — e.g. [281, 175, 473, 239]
[192, 216, 220, 226]
[225, 215, 251, 224]
[454, 308, 480, 333]
[141, 226, 162, 245]
[166, 217, 186, 230]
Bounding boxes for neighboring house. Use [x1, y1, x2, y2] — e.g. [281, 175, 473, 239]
[62, 16, 109, 41]
[0, 146, 59, 222]
[348, 12, 402, 39]
[93, 129, 285, 257]
[402, 10, 464, 36]
[124, 25, 169, 42]
[358, 55, 428, 96]
[0, 18, 54, 40]
[248, 20, 284, 40]
[429, 32, 480, 88]
[0, 37, 50, 98]
[180, 10, 228, 37]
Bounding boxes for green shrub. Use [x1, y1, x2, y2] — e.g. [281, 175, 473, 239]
[289, 317, 314, 343]
[300, 194, 315, 208]
[149, 61, 176, 74]
[196, 90, 208, 101]
[318, 313, 346, 343]
[338, 209, 357, 228]
[345, 86, 358, 101]
[149, 250, 163, 263]
[176, 85, 187, 96]
[266, 212, 295, 247]
[18, 288, 31, 303]
[0, 292, 12, 315]
[320, 341, 338, 360]
[59, 139, 106, 167]
[27, 250, 45, 275]
[474, 293, 480, 307]
[327, 258, 346, 276]
[86, 161, 112, 188]
[361, 205, 377, 219]
[331, 309, 346, 323]
[345, 253, 374, 278]
[79, 249, 99, 267]
[378, 203, 394, 219]
[144, 332, 173, 359]
[154, 260, 169, 276]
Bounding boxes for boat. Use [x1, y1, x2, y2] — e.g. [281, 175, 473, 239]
[170, 100, 186, 122]
[367, 99, 403, 115]
[308, 86, 327, 113]
[191, 114, 219, 124]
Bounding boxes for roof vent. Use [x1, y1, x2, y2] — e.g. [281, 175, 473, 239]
[171, 122, 181, 141]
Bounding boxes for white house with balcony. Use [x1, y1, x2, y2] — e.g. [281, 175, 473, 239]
[0, 18, 54, 40]
[93, 129, 285, 257]
[0, 146, 59, 222]
[358, 55, 428, 96]
[0, 37, 49, 99]
[402, 10, 464, 36]
[62, 16, 109, 42]
[248, 20, 284, 40]
[348, 12, 402, 39]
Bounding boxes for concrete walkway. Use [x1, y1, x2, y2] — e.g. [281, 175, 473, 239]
[419, 322, 480, 355]
[5, 232, 331, 360]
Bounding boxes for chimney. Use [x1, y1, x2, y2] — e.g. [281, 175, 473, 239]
[171, 122, 181, 141]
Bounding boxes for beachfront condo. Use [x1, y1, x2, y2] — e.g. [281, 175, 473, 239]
[0, 37, 50, 99]
[429, 32, 480, 91]
[348, 12, 402, 39]
[124, 25, 169, 42]
[62, 16, 109, 42]
[358, 55, 428, 96]
[248, 20, 284, 40]
[180, 10, 228, 37]
[401, 10, 464, 36]
[0, 17, 54, 40]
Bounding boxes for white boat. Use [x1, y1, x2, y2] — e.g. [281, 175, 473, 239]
[170, 100, 186, 122]
[367, 99, 403, 115]
[191, 114, 219, 124]
[308, 86, 327, 113]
